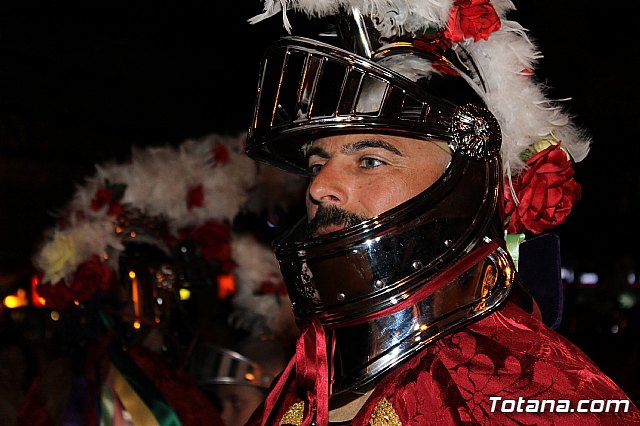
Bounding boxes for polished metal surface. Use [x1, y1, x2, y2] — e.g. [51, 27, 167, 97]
[274, 147, 502, 323]
[330, 246, 514, 394]
[246, 36, 498, 175]
[244, 19, 511, 397]
[188, 343, 270, 389]
[271, 142, 509, 394]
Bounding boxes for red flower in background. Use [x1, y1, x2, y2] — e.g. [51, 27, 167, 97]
[256, 272, 288, 296]
[504, 145, 581, 234]
[186, 184, 204, 210]
[37, 255, 115, 310]
[445, 0, 501, 42]
[91, 188, 124, 217]
[178, 220, 235, 273]
[211, 143, 230, 166]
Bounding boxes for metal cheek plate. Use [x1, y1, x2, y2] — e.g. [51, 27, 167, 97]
[329, 245, 515, 395]
[451, 103, 501, 160]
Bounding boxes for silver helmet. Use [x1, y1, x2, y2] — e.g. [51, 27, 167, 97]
[244, 4, 579, 396]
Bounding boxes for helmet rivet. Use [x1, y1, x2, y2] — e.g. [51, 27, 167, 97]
[412, 261, 423, 270]
[444, 239, 453, 247]
[337, 293, 346, 301]
[373, 279, 384, 289]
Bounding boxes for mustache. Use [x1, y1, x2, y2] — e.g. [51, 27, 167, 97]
[306, 205, 367, 237]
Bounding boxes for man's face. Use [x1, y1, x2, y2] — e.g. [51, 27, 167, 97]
[213, 384, 265, 426]
[306, 133, 451, 237]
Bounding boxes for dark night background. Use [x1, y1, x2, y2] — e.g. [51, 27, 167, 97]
[1, 0, 639, 405]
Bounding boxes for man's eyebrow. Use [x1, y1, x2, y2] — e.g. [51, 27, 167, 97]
[306, 146, 330, 159]
[342, 139, 403, 156]
[306, 138, 403, 159]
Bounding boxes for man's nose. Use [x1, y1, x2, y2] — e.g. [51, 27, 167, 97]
[307, 160, 348, 206]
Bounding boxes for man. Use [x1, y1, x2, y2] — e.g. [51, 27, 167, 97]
[243, 1, 640, 424]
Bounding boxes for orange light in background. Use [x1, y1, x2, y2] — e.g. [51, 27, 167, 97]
[3, 288, 29, 309]
[130, 270, 142, 322]
[217, 274, 236, 299]
[31, 274, 46, 308]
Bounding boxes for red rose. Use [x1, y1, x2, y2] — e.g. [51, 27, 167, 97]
[38, 256, 114, 310]
[91, 188, 124, 217]
[211, 143, 230, 166]
[186, 184, 204, 210]
[504, 145, 581, 234]
[445, 0, 501, 42]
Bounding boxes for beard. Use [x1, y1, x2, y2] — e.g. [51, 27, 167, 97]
[306, 205, 367, 238]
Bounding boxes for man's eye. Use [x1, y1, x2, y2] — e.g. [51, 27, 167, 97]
[308, 163, 323, 176]
[360, 157, 384, 169]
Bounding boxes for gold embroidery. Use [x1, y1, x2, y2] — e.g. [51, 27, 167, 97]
[280, 401, 305, 426]
[369, 398, 402, 426]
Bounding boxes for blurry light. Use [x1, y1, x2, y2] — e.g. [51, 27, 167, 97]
[561, 267, 575, 284]
[578, 272, 599, 286]
[156, 297, 163, 305]
[50, 311, 60, 321]
[133, 321, 141, 330]
[31, 275, 46, 308]
[266, 221, 276, 228]
[244, 373, 256, 381]
[419, 324, 428, 332]
[131, 276, 141, 320]
[627, 273, 637, 286]
[217, 274, 236, 299]
[179, 288, 191, 301]
[3, 289, 28, 309]
[611, 324, 619, 334]
[619, 292, 637, 309]
[73, 300, 80, 306]
[130, 231, 137, 238]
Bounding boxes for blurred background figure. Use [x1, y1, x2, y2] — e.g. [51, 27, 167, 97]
[16, 131, 303, 425]
[17, 133, 266, 425]
[188, 231, 298, 426]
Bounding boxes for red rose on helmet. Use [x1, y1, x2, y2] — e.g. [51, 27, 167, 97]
[91, 187, 124, 218]
[211, 143, 230, 166]
[37, 256, 114, 309]
[504, 145, 581, 234]
[445, 0, 501, 42]
[186, 184, 204, 210]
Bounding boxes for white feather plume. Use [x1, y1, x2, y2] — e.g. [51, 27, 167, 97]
[34, 133, 257, 284]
